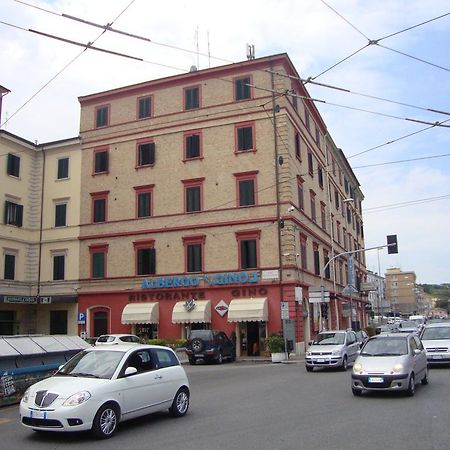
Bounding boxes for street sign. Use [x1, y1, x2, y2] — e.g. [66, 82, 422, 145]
[281, 302, 289, 319]
[295, 287, 303, 304]
[78, 312, 86, 324]
[308, 289, 330, 303]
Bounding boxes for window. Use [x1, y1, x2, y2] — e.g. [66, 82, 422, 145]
[300, 234, 307, 270]
[347, 205, 352, 224]
[183, 178, 204, 213]
[295, 132, 301, 160]
[235, 76, 251, 101]
[336, 221, 341, 244]
[236, 123, 255, 152]
[90, 191, 109, 223]
[4, 201, 23, 227]
[235, 171, 258, 207]
[183, 235, 205, 273]
[89, 244, 108, 278]
[184, 86, 200, 110]
[184, 131, 202, 160]
[320, 202, 326, 230]
[95, 105, 109, 128]
[135, 185, 154, 218]
[137, 141, 155, 167]
[318, 165, 324, 188]
[324, 250, 330, 279]
[297, 177, 304, 210]
[4, 253, 15, 280]
[305, 108, 310, 130]
[313, 244, 320, 275]
[310, 191, 316, 223]
[53, 254, 65, 281]
[335, 189, 340, 209]
[50, 310, 68, 334]
[138, 96, 152, 119]
[55, 203, 67, 227]
[292, 91, 298, 111]
[57, 158, 69, 179]
[7, 154, 20, 177]
[135, 245, 156, 275]
[308, 152, 314, 176]
[236, 230, 260, 270]
[93, 148, 109, 174]
[315, 126, 321, 146]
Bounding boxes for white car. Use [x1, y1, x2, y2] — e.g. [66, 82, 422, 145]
[20, 345, 190, 439]
[95, 334, 141, 346]
[420, 322, 450, 364]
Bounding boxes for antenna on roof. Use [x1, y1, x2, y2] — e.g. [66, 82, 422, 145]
[246, 44, 255, 60]
[195, 26, 200, 69]
[207, 30, 211, 68]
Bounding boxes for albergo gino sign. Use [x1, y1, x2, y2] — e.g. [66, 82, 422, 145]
[141, 272, 259, 289]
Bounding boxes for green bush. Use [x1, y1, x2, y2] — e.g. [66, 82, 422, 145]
[146, 338, 167, 347]
[266, 333, 285, 353]
[365, 326, 376, 337]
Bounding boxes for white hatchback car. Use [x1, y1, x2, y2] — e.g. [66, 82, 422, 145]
[95, 334, 141, 346]
[20, 345, 190, 439]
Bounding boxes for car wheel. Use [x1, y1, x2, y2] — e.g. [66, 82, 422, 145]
[191, 338, 204, 353]
[406, 374, 415, 396]
[306, 366, 314, 372]
[91, 403, 119, 439]
[188, 358, 195, 365]
[340, 356, 348, 371]
[169, 388, 190, 417]
[352, 388, 362, 397]
[216, 352, 223, 364]
[421, 368, 429, 385]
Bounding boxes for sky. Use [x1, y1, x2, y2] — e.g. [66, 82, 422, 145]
[1, 0, 449, 284]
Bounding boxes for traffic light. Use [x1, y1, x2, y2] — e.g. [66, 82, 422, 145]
[387, 234, 398, 254]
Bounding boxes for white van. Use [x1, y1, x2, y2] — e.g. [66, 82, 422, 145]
[409, 315, 426, 330]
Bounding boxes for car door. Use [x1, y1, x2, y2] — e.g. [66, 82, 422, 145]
[119, 349, 165, 416]
[412, 335, 427, 377]
[151, 348, 184, 402]
[346, 332, 359, 362]
[219, 332, 233, 357]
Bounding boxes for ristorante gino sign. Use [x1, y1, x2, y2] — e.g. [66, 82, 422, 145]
[141, 271, 260, 289]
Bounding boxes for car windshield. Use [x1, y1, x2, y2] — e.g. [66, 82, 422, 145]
[189, 331, 212, 340]
[410, 318, 424, 325]
[399, 321, 417, 328]
[361, 338, 408, 356]
[421, 327, 450, 340]
[58, 350, 125, 379]
[313, 333, 345, 345]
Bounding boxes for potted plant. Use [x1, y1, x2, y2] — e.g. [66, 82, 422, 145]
[266, 333, 287, 363]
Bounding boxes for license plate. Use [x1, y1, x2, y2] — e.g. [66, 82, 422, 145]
[30, 409, 46, 419]
[368, 377, 384, 383]
[317, 358, 325, 363]
[432, 355, 443, 360]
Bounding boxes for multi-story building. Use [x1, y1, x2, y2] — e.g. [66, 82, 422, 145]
[385, 268, 417, 315]
[366, 270, 386, 317]
[73, 53, 367, 355]
[0, 128, 81, 335]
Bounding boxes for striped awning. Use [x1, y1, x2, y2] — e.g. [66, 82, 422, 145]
[227, 297, 268, 322]
[121, 302, 159, 324]
[172, 300, 211, 324]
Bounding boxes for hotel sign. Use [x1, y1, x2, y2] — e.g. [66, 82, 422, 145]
[141, 272, 260, 290]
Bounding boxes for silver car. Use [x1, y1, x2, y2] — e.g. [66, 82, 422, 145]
[420, 323, 450, 364]
[351, 334, 428, 396]
[305, 330, 360, 372]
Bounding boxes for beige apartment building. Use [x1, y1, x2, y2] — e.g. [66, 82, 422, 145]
[0, 129, 81, 335]
[385, 268, 418, 315]
[77, 53, 368, 354]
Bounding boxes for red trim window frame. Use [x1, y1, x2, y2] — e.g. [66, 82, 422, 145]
[137, 94, 153, 120]
[323, 249, 330, 279]
[295, 131, 301, 161]
[183, 129, 203, 161]
[133, 239, 155, 276]
[235, 229, 261, 270]
[135, 138, 155, 169]
[90, 191, 109, 224]
[307, 151, 314, 177]
[235, 121, 256, 153]
[92, 146, 109, 176]
[182, 177, 204, 213]
[183, 85, 201, 111]
[297, 176, 305, 211]
[234, 170, 258, 208]
[88, 243, 109, 279]
[182, 235, 206, 273]
[94, 104, 110, 129]
[300, 233, 307, 270]
[134, 184, 154, 218]
[313, 242, 320, 275]
[233, 74, 253, 101]
[320, 201, 326, 230]
[310, 190, 316, 223]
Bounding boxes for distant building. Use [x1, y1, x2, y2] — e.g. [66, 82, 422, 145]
[366, 270, 386, 315]
[385, 268, 417, 315]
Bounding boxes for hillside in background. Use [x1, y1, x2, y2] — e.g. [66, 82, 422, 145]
[420, 284, 450, 312]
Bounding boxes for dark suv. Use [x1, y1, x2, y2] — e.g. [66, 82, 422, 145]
[185, 330, 235, 364]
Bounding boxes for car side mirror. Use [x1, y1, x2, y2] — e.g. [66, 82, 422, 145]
[308, 340, 313, 346]
[413, 349, 421, 356]
[124, 367, 138, 376]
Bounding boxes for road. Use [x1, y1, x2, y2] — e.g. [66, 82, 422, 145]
[0, 361, 449, 450]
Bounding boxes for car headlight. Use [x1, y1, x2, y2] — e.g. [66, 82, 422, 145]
[392, 364, 404, 373]
[63, 391, 91, 406]
[21, 388, 30, 404]
[331, 349, 342, 356]
[353, 363, 363, 373]
[306, 351, 312, 356]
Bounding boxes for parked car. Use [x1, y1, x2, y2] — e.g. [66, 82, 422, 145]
[185, 330, 235, 364]
[19, 344, 190, 439]
[355, 330, 369, 348]
[351, 333, 428, 396]
[305, 330, 360, 372]
[419, 322, 450, 365]
[95, 334, 141, 346]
